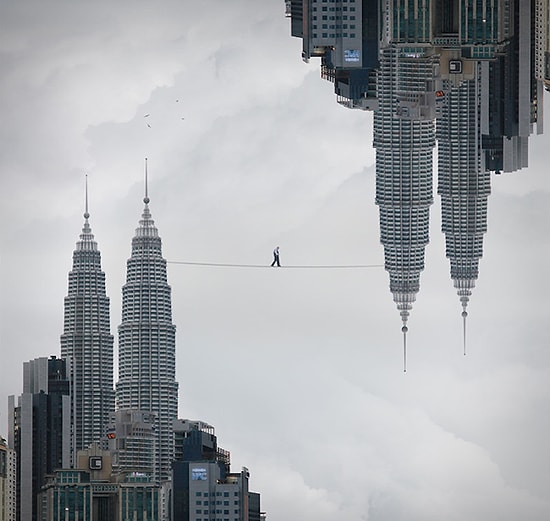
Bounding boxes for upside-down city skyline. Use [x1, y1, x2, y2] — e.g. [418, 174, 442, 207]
[286, 0, 545, 366]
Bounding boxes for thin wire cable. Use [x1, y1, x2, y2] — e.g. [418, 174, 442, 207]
[167, 261, 384, 269]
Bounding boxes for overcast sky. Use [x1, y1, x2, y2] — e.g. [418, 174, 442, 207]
[1, 2, 549, 520]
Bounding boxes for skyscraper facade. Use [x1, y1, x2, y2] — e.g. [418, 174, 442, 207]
[106, 409, 157, 475]
[60, 188, 114, 458]
[116, 175, 178, 482]
[374, 3, 437, 356]
[437, 67, 491, 343]
[0, 436, 16, 521]
[8, 356, 71, 521]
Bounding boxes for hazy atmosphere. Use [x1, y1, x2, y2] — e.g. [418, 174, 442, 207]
[1, 1, 549, 520]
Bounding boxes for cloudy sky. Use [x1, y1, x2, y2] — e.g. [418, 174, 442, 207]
[1, 1, 549, 520]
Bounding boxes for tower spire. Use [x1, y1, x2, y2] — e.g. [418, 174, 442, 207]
[84, 173, 89, 220]
[144, 158, 150, 204]
[401, 310, 408, 373]
[462, 307, 468, 356]
[78, 174, 96, 252]
[457, 283, 472, 356]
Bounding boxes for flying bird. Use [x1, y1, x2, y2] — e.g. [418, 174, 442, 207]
[144, 114, 150, 117]
[147, 123, 151, 128]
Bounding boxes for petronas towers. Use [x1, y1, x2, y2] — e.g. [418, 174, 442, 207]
[61, 170, 178, 481]
[287, 0, 544, 361]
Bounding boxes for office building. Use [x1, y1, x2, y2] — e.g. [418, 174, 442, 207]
[8, 356, 71, 521]
[172, 420, 263, 521]
[288, 0, 379, 109]
[60, 180, 114, 459]
[0, 436, 16, 521]
[106, 409, 157, 476]
[482, 0, 541, 173]
[38, 444, 162, 521]
[116, 166, 179, 482]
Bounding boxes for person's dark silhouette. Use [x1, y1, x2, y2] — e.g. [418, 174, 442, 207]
[271, 246, 281, 267]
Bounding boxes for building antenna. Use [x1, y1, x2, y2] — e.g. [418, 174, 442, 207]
[402, 324, 408, 373]
[84, 173, 90, 220]
[144, 158, 150, 204]
[462, 309, 468, 356]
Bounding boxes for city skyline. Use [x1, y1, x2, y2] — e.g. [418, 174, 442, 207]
[1, 2, 549, 520]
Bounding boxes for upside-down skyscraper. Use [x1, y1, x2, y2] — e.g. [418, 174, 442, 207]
[116, 163, 179, 482]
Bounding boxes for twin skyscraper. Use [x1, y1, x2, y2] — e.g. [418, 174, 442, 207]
[61, 167, 178, 483]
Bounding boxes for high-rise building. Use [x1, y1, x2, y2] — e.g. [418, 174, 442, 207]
[60, 180, 114, 459]
[106, 409, 157, 476]
[437, 67, 491, 349]
[8, 356, 71, 521]
[0, 436, 16, 521]
[116, 165, 178, 483]
[172, 420, 263, 521]
[374, 0, 438, 365]
[483, 0, 541, 173]
[287, 0, 380, 109]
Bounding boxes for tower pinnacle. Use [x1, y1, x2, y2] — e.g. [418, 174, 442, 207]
[84, 173, 89, 220]
[144, 158, 150, 205]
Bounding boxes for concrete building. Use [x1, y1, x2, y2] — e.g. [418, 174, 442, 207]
[105, 409, 156, 476]
[172, 421, 263, 521]
[8, 357, 71, 521]
[287, 0, 380, 109]
[482, 0, 542, 173]
[0, 436, 16, 521]
[38, 445, 162, 521]
[116, 163, 179, 483]
[60, 179, 114, 461]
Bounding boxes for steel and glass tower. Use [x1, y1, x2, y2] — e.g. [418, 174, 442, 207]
[374, 0, 436, 368]
[437, 68, 491, 352]
[116, 165, 178, 482]
[60, 181, 114, 458]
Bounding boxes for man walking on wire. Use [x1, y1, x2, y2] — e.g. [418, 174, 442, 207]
[271, 246, 281, 267]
